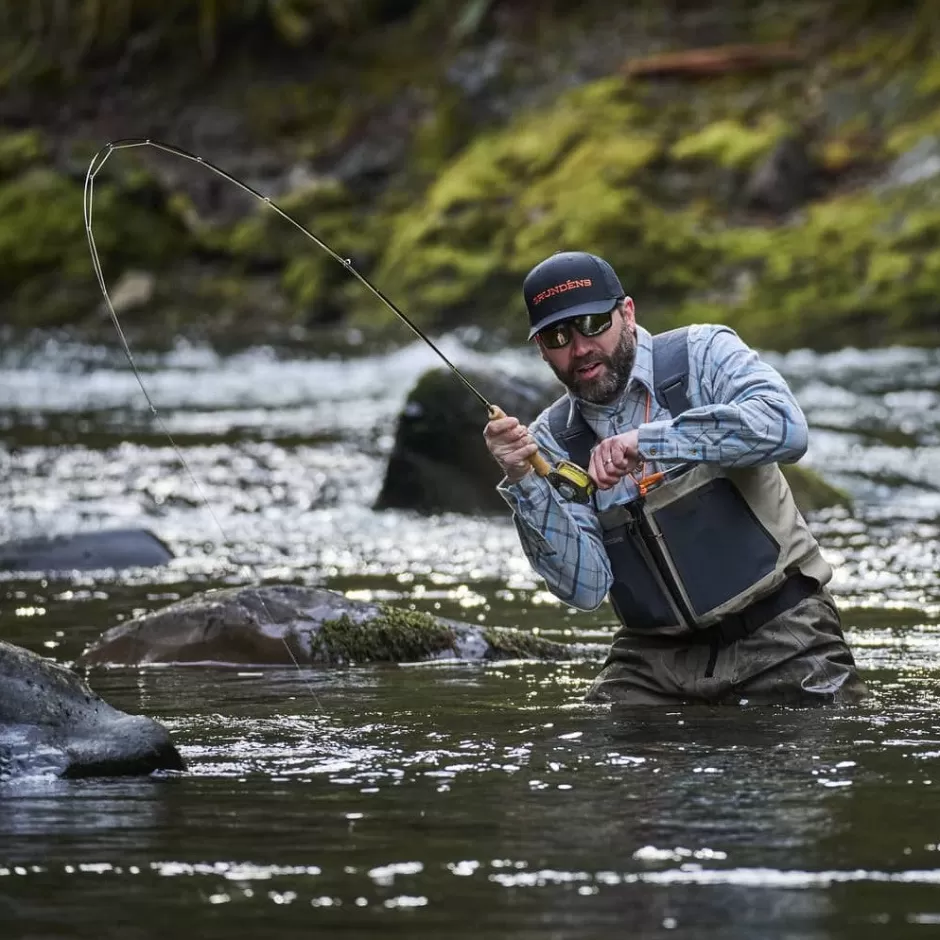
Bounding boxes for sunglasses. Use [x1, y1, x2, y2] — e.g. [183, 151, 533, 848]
[537, 310, 615, 350]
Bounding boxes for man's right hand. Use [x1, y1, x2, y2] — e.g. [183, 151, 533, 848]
[483, 414, 539, 484]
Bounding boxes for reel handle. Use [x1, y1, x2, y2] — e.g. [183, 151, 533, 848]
[487, 405, 552, 477]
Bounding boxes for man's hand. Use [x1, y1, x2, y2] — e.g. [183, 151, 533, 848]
[483, 413, 539, 484]
[589, 430, 641, 490]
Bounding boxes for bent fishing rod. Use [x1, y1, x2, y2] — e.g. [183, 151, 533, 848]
[84, 138, 595, 504]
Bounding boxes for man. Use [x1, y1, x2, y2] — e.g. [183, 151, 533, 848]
[484, 250, 867, 705]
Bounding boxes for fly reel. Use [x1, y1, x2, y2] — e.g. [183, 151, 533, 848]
[547, 459, 596, 504]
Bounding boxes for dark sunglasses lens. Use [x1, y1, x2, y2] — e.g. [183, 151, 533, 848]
[576, 312, 613, 336]
[538, 310, 614, 349]
[539, 324, 571, 349]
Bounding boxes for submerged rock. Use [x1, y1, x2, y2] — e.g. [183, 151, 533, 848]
[0, 640, 184, 781]
[378, 367, 852, 516]
[0, 528, 174, 573]
[80, 584, 571, 667]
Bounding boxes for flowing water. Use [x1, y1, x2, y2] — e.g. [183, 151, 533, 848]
[1, 331, 939, 939]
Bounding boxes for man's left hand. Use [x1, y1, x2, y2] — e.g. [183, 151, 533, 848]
[589, 431, 641, 490]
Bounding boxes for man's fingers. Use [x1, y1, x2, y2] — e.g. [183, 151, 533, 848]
[484, 416, 522, 440]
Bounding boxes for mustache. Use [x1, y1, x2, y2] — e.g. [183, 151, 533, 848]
[570, 353, 608, 371]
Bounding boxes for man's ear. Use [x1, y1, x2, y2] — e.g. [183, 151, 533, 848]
[622, 297, 636, 329]
[533, 336, 548, 362]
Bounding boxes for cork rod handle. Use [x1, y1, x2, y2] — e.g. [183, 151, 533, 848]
[488, 404, 552, 477]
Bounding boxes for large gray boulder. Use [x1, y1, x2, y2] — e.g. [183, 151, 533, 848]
[80, 584, 573, 667]
[377, 366, 851, 516]
[0, 528, 173, 573]
[375, 367, 555, 514]
[0, 640, 184, 780]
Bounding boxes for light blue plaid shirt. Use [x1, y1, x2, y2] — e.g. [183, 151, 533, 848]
[497, 324, 809, 611]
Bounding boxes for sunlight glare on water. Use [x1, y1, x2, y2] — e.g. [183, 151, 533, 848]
[2, 335, 940, 938]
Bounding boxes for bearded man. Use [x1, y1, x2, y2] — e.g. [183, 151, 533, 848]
[483, 251, 867, 705]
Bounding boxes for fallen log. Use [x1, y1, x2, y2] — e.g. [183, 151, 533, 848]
[623, 43, 802, 79]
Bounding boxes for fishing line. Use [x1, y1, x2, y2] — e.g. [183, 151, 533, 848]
[83, 138, 595, 682]
[83, 139, 337, 696]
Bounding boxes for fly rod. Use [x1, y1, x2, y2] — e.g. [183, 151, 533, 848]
[84, 138, 594, 503]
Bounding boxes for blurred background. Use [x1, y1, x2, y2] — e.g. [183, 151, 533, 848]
[1, 0, 938, 351]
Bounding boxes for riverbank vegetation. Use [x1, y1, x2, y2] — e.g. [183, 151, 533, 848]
[1, 0, 937, 349]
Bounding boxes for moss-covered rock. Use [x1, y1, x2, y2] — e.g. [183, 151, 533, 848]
[781, 463, 853, 514]
[80, 584, 572, 667]
[316, 606, 457, 664]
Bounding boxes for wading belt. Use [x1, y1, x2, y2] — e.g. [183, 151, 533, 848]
[685, 573, 819, 647]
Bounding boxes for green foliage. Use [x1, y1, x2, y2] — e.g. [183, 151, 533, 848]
[0, 0, 500, 83]
[0, 131, 47, 179]
[0, 0, 384, 81]
[670, 117, 789, 169]
[4, 0, 940, 348]
[216, 176, 389, 320]
[674, 182, 940, 348]
[0, 164, 186, 300]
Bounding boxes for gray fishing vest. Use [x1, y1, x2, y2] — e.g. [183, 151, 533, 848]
[548, 328, 831, 638]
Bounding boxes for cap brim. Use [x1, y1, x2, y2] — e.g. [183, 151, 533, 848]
[527, 298, 617, 340]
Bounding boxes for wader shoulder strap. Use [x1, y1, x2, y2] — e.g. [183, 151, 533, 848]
[547, 327, 693, 469]
[548, 396, 594, 470]
[652, 326, 691, 415]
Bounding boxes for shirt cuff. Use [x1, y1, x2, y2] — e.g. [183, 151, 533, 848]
[638, 420, 705, 463]
[497, 468, 554, 512]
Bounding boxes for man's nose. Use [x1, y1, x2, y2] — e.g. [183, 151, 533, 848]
[568, 329, 593, 355]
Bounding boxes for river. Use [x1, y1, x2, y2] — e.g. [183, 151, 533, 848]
[1, 331, 939, 939]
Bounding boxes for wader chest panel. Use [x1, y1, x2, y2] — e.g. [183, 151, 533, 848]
[650, 477, 780, 617]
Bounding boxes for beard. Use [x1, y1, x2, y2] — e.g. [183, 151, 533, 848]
[547, 326, 637, 405]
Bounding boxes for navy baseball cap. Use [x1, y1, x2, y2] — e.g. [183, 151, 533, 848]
[523, 251, 624, 339]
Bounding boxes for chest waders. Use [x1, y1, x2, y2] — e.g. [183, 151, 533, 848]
[548, 328, 831, 644]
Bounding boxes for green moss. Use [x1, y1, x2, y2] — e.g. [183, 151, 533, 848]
[482, 627, 567, 660]
[211, 177, 389, 322]
[314, 605, 456, 664]
[4, 1, 940, 349]
[0, 131, 47, 179]
[673, 180, 940, 349]
[885, 109, 940, 156]
[359, 78, 729, 332]
[0, 164, 189, 326]
[670, 117, 789, 170]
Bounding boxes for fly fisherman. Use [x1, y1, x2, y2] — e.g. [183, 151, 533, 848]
[483, 251, 867, 705]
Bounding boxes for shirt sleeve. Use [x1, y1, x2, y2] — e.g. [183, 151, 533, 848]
[497, 418, 613, 611]
[636, 325, 809, 467]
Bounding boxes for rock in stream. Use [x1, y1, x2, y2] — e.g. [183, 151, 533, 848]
[0, 640, 184, 781]
[80, 584, 573, 667]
